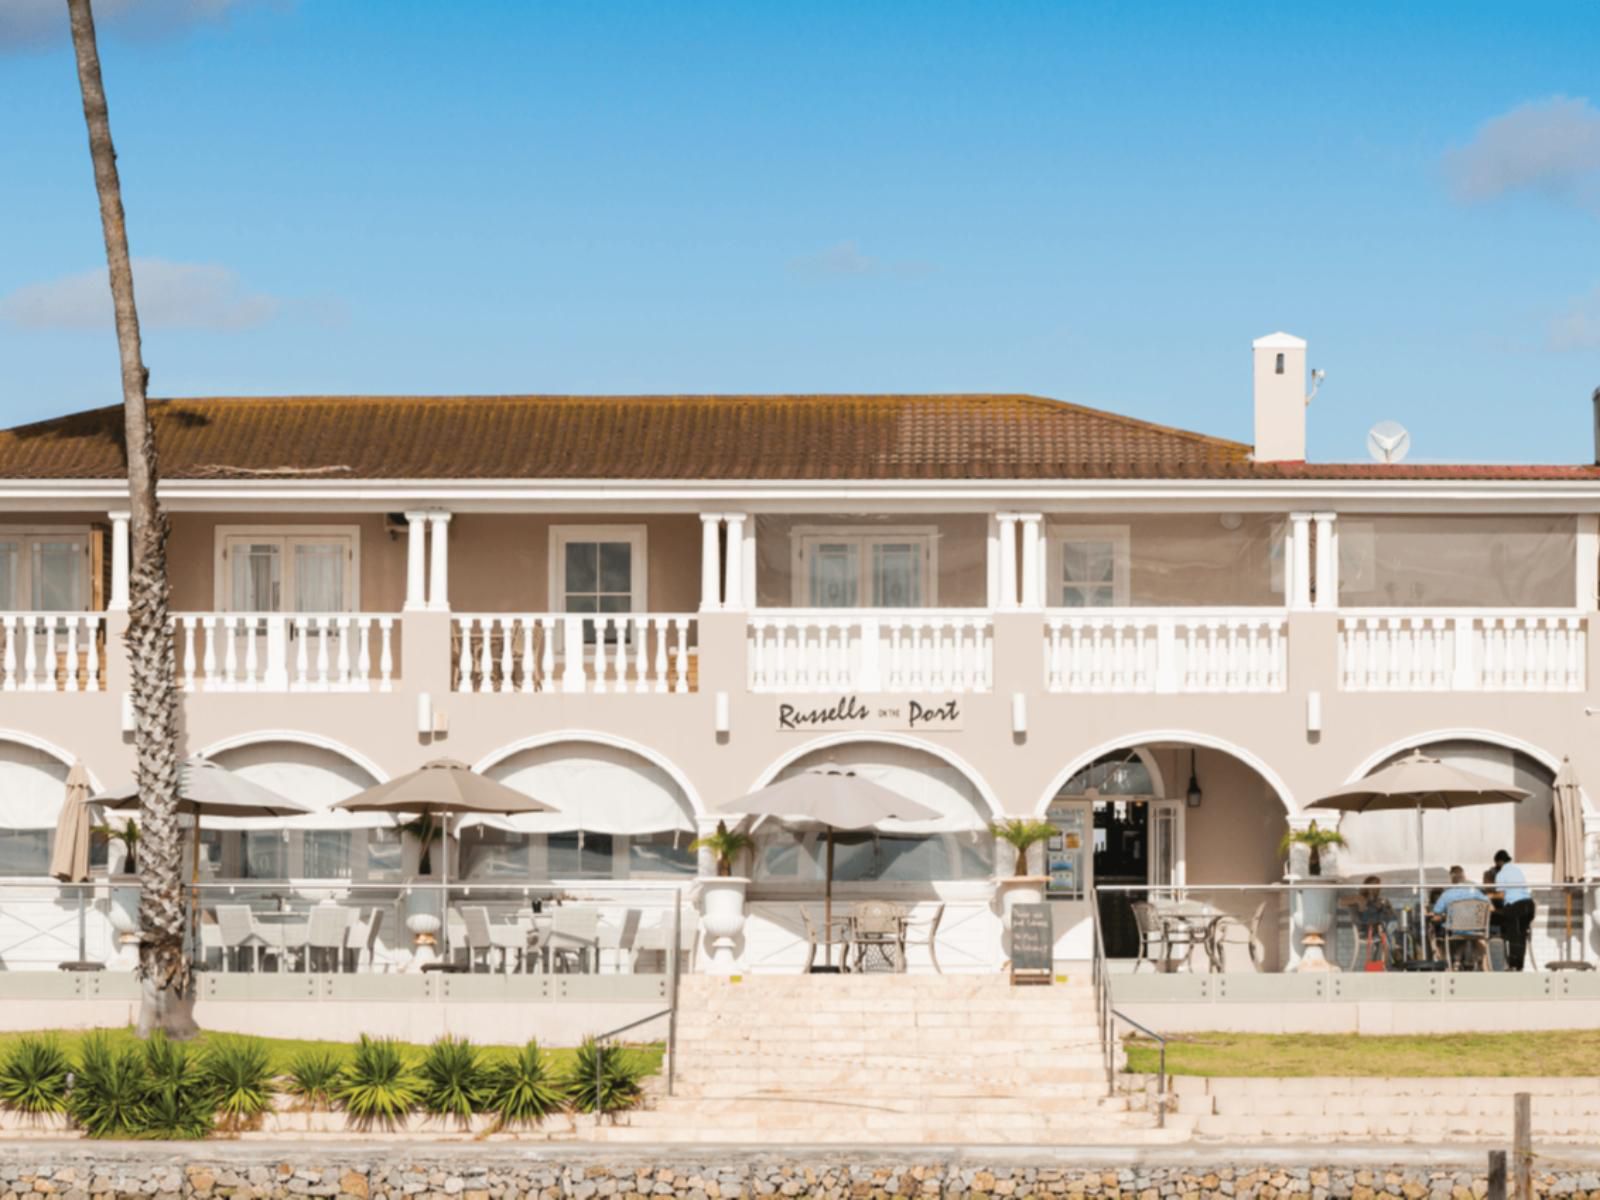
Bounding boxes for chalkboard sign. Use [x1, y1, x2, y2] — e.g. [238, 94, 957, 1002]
[1009, 903, 1053, 985]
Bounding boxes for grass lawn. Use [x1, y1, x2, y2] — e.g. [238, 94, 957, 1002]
[0, 1028, 663, 1078]
[1125, 1030, 1600, 1077]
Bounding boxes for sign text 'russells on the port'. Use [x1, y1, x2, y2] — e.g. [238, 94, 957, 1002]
[775, 694, 963, 732]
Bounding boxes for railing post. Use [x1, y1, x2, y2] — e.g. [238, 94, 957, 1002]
[562, 615, 586, 693]
[1154, 618, 1178, 693]
[1452, 616, 1477, 691]
[858, 616, 882, 692]
[264, 615, 289, 691]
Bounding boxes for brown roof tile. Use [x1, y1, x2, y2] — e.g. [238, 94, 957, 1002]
[0, 394, 1591, 482]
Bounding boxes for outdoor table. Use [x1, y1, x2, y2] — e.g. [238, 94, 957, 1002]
[1148, 900, 1227, 972]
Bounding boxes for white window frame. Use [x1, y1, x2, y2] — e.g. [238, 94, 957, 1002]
[0, 526, 93, 612]
[212, 525, 361, 612]
[548, 525, 649, 614]
[1046, 524, 1130, 608]
[788, 525, 939, 608]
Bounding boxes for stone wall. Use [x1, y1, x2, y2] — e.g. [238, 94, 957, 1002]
[2, 1147, 1599, 1200]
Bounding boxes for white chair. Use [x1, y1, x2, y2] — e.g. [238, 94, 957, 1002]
[598, 908, 642, 974]
[197, 920, 224, 971]
[1211, 901, 1267, 972]
[214, 905, 264, 972]
[549, 908, 600, 973]
[900, 903, 945, 974]
[307, 904, 352, 973]
[635, 914, 696, 975]
[344, 908, 391, 973]
[458, 906, 506, 972]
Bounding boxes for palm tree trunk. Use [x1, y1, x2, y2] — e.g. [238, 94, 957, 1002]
[67, 0, 193, 1039]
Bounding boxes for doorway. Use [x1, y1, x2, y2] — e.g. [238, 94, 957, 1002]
[1094, 799, 1147, 957]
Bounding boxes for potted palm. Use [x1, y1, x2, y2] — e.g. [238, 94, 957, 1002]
[1282, 821, 1347, 973]
[690, 821, 754, 975]
[992, 818, 1056, 918]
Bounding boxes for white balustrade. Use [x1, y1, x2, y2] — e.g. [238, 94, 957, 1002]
[1338, 611, 1586, 692]
[452, 614, 696, 694]
[747, 611, 993, 693]
[0, 614, 106, 692]
[1044, 610, 1286, 694]
[171, 614, 397, 693]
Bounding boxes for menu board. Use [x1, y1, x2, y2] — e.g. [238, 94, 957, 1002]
[1009, 903, 1053, 983]
[1045, 803, 1086, 900]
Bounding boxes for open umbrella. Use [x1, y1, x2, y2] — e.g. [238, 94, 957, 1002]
[1550, 758, 1586, 967]
[1310, 749, 1529, 939]
[331, 759, 555, 960]
[716, 767, 942, 969]
[49, 763, 94, 884]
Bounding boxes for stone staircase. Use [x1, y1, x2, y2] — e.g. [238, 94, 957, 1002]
[597, 974, 1192, 1144]
[1176, 1076, 1600, 1143]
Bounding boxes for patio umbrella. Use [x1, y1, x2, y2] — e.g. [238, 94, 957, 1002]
[716, 767, 942, 969]
[49, 763, 94, 884]
[1550, 758, 1586, 966]
[1309, 749, 1529, 924]
[331, 759, 556, 958]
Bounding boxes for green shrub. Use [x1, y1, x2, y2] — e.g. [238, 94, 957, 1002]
[417, 1036, 484, 1123]
[66, 1033, 148, 1138]
[337, 1035, 419, 1128]
[283, 1048, 342, 1111]
[565, 1038, 643, 1116]
[139, 1030, 214, 1140]
[203, 1037, 276, 1132]
[0, 1035, 70, 1115]
[481, 1039, 565, 1128]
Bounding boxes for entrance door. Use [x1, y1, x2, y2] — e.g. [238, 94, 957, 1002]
[1148, 800, 1184, 898]
[1093, 799, 1148, 957]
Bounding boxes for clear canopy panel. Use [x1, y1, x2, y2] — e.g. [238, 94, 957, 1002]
[0, 742, 69, 877]
[755, 514, 988, 608]
[1044, 514, 1284, 607]
[1339, 515, 1576, 608]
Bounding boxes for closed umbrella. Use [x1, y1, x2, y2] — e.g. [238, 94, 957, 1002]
[1310, 750, 1528, 949]
[331, 759, 556, 960]
[716, 767, 943, 969]
[1550, 759, 1586, 967]
[49, 763, 94, 884]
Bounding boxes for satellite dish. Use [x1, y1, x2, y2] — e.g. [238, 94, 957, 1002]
[1367, 421, 1411, 464]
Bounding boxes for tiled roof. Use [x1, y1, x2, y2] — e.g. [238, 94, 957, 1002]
[0, 394, 1592, 482]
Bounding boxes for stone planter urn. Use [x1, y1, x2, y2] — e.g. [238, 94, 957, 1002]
[697, 876, 749, 975]
[107, 879, 141, 971]
[403, 884, 444, 971]
[1294, 886, 1340, 973]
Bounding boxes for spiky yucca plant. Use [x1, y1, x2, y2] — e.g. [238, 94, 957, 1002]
[283, 1048, 342, 1112]
[0, 1036, 70, 1115]
[203, 1036, 275, 1132]
[140, 1029, 214, 1139]
[66, 1033, 148, 1138]
[337, 1035, 419, 1129]
[481, 1040, 565, 1129]
[565, 1039, 643, 1117]
[417, 1037, 484, 1124]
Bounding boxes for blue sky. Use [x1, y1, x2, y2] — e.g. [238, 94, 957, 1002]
[1, 1, 1598, 463]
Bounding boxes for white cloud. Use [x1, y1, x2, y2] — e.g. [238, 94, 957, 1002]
[0, 259, 279, 332]
[1443, 96, 1600, 212]
[0, 0, 263, 53]
[1549, 289, 1600, 353]
[788, 240, 934, 279]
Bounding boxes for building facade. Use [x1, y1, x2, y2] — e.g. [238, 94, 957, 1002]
[1, 331, 1597, 974]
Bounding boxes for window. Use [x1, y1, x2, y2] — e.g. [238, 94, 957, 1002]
[550, 526, 647, 643]
[791, 529, 937, 607]
[216, 528, 358, 612]
[0, 531, 90, 612]
[1048, 526, 1129, 608]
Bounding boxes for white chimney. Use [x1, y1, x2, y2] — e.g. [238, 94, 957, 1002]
[1252, 331, 1308, 462]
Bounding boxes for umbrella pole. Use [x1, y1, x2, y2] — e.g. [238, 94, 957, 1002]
[1416, 803, 1426, 953]
[825, 827, 835, 970]
[440, 812, 450, 964]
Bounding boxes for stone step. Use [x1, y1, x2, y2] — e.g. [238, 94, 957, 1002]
[1206, 1094, 1600, 1119]
[676, 1008, 1102, 1028]
[1176, 1075, 1600, 1098]
[668, 1077, 1113, 1101]
[1191, 1113, 1600, 1142]
[649, 1090, 1126, 1112]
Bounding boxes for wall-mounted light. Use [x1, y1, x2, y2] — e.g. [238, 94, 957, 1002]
[416, 692, 433, 735]
[1185, 749, 1203, 809]
[1306, 689, 1323, 734]
[715, 691, 730, 735]
[120, 692, 135, 734]
[1011, 693, 1027, 735]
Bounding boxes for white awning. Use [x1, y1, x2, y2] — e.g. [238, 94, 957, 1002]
[0, 745, 70, 831]
[463, 744, 696, 836]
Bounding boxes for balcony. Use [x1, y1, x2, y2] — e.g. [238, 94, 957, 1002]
[0, 613, 107, 692]
[1337, 610, 1587, 693]
[746, 610, 994, 694]
[452, 613, 697, 694]
[172, 613, 400, 693]
[1043, 609, 1287, 694]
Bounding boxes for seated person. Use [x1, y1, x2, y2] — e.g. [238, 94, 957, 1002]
[1340, 876, 1396, 962]
[1430, 866, 1489, 965]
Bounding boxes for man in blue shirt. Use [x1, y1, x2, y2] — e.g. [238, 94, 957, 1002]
[1430, 866, 1489, 967]
[1491, 849, 1535, 971]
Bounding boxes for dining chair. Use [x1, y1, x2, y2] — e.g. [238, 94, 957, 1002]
[549, 908, 600, 973]
[344, 908, 390, 973]
[799, 906, 852, 972]
[458, 906, 501, 972]
[197, 919, 224, 972]
[598, 908, 642, 974]
[1129, 902, 1171, 973]
[900, 903, 945, 974]
[307, 903, 352, 973]
[214, 905, 263, 972]
[633, 915, 695, 975]
[1211, 901, 1267, 972]
[852, 900, 904, 972]
[1441, 899, 1493, 971]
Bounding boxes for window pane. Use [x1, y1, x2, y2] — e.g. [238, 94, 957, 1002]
[564, 594, 598, 613]
[598, 543, 632, 593]
[461, 826, 531, 880]
[808, 544, 858, 607]
[231, 544, 281, 612]
[548, 832, 613, 877]
[241, 832, 286, 878]
[0, 543, 18, 609]
[293, 544, 345, 612]
[364, 829, 404, 882]
[302, 831, 352, 878]
[872, 543, 921, 607]
[627, 831, 696, 878]
[565, 542, 598, 593]
[1064, 540, 1115, 583]
[31, 541, 84, 611]
[598, 594, 631, 614]
[0, 829, 50, 875]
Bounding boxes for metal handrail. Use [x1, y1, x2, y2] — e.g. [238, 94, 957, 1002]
[1091, 885, 1168, 1128]
[1110, 1007, 1167, 1128]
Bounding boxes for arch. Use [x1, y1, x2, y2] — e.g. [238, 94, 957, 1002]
[750, 731, 1004, 820]
[193, 730, 390, 785]
[1035, 729, 1296, 817]
[1046, 746, 1167, 804]
[1346, 728, 1566, 787]
[473, 731, 705, 819]
[0, 729, 104, 793]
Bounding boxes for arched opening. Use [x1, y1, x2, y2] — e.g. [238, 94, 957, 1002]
[1042, 739, 1289, 964]
[201, 738, 388, 881]
[473, 740, 698, 882]
[0, 739, 77, 878]
[750, 740, 995, 886]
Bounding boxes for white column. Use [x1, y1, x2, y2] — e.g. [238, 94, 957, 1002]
[1018, 513, 1043, 610]
[985, 515, 1001, 609]
[742, 517, 757, 611]
[1577, 515, 1599, 611]
[426, 511, 451, 612]
[403, 511, 428, 611]
[699, 514, 723, 612]
[107, 511, 130, 612]
[1312, 512, 1338, 611]
[1288, 512, 1313, 611]
[996, 514, 1019, 611]
[723, 514, 747, 610]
